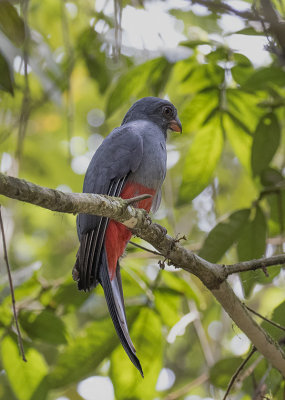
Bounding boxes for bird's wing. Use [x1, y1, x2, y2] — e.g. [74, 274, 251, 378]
[74, 125, 143, 289]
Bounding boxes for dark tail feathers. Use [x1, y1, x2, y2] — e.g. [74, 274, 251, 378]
[99, 251, 143, 377]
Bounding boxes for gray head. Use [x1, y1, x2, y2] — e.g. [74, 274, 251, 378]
[122, 97, 182, 134]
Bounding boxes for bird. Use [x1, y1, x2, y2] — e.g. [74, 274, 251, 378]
[73, 97, 182, 377]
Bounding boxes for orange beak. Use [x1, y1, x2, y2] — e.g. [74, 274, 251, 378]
[169, 117, 182, 133]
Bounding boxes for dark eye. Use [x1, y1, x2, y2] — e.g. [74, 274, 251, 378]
[163, 106, 173, 118]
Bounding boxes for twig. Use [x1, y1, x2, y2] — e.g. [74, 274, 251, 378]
[223, 347, 257, 400]
[129, 240, 162, 256]
[246, 305, 285, 333]
[0, 206, 26, 361]
[224, 254, 285, 276]
[191, 0, 259, 20]
[125, 194, 152, 204]
[164, 373, 209, 400]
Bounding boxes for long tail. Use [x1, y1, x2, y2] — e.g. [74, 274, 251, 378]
[99, 250, 144, 377]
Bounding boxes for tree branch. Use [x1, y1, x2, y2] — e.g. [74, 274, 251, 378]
[1, 171, 285, 376]
[224, 254, 285, 276]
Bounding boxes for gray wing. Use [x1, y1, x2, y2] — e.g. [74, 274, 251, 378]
[78, 125, 143, 236]
[73, 124, 143, 290]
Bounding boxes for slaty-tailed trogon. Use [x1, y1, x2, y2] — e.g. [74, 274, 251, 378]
[73, 97, 182, 376]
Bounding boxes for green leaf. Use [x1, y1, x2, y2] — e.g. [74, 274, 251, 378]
[180, 88, 219, 134]
[111, 308, 163, 400]
[178, 115, 224, 204]
[1, 336, 48, 400]
[237, 206, 266, 261]
[234, 27, 266, 36]
[154, 288, 181, 327]
[224, 112, 252, 172]
[261, 301, 285, 342]
[251, 113, 280, 176]
[20, 310, 67, 345]
[0, 1, 25, 46]
[78, 28, 111, 94]
[242, 66, 285, 91]
[0, 52, 14, 95]
[231, 53, 254, 85]
[199, 209, 250, 263]
[209, 357, 243, 389]
[260, 167, 284, 187]
[106, 57, 172, 116]
[47, 314, 136, 388]
[237, 206, 280, 297]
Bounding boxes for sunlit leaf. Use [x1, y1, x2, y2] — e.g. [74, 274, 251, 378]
[111, 308, 163, 400]
[251, 113, 280, 176]
[1, 336, 48, 400]
[154, 288, 181, 327]
[0, 1, 25, 46]
[199, 209, 250, 263]
[180, 88, 219, 134]
[178, 115, 224, 204]
[224, 112, 252, 172]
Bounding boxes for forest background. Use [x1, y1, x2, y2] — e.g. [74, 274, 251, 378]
[1, 0, 285, 399]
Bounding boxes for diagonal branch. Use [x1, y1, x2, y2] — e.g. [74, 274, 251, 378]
[1, 171, 285, 376]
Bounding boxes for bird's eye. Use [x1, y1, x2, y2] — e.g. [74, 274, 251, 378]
[163, 106, 173, 118]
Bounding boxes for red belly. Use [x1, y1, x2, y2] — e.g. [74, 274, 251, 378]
[105, 182, 155, 279]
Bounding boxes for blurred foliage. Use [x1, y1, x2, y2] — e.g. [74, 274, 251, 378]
[0, 0, 285, 399]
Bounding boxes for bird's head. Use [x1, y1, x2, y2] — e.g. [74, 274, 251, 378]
[122, 97, 182, 135]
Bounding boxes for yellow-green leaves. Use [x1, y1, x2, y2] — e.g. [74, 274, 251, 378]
[178, 115, 224, 204]
[251, 113, 281, 177]
[1, 336, 48, 400]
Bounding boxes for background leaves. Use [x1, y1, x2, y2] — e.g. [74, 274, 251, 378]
[0, 0, 285, 399]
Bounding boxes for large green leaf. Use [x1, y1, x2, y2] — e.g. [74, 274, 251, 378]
[0, 1, 25, 46]
[47, 313, 136, 388]
[178, 115, 224, 205]
[111, 308, 163, 400]
[180, 88, 219, 134]
[224, 112, 252, 172]
[237, 206, 269, 297]
[154, 288, 181, 327]
[106, 57, 172, 116]
[199, 209, 250, 263]
[251, 113, 280, 176]
[0, 52, 14, 95]
[19, 310, 67, 345]
[231, 53, 254, 85]
[209, 357, 243, 389]
[242, 66, 285, 91]
[1, 336, 48, 400]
